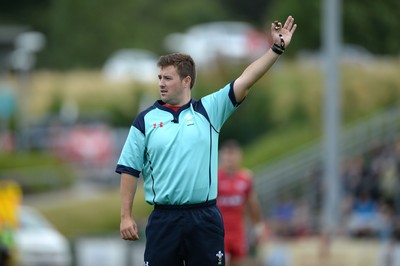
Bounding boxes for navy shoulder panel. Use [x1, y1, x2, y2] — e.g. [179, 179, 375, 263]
[191, 99, 210, 122]
[132, 104, 157, 135]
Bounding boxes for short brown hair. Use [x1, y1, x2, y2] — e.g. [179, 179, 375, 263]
[157, 53, 196, 89]
[220, 139, 241, 151]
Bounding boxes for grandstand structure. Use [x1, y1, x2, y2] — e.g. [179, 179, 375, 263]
[254, 104, 400, 227]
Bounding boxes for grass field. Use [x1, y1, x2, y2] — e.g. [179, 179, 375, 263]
[25, 185, 152, 239]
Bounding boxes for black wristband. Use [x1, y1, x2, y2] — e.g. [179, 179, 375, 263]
[271, 43, 284, 55]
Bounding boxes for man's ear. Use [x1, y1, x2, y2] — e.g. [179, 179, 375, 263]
[184, 76, 191, 88]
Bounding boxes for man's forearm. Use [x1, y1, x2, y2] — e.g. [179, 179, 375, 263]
[234, 48, 280, 101]
[120, 173, 138, 218]
[247, 192, 263, 224]
[234, 16, 296, 102]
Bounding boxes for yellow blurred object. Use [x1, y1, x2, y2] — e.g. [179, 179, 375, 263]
[0, 180, 22, 229]
[0, 180, 22, 266]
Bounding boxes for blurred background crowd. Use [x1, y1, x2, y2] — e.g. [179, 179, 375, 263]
[265, 138, 400, 241]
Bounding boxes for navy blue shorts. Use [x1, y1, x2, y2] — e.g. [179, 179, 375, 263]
[143, 200, 225, 266]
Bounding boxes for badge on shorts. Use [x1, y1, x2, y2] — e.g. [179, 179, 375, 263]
[216, 251, 224, 265]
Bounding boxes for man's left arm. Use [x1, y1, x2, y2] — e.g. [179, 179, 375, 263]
[233, 15, 297, 102]
[247, 190, 267, 247]
[247, 190, 263, 227]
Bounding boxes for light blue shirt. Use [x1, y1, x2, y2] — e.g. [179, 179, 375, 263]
[116, 81, 241, 205]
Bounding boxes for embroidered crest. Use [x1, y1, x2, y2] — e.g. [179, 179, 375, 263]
[216, 251, 224, 265]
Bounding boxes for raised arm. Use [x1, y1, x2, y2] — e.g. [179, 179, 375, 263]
[233, 15, 297, 102]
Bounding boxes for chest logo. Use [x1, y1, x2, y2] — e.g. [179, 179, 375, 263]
[153, 122, 163, 128]
[184, 114, 194, 126]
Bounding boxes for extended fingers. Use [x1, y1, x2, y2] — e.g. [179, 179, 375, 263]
[290, 23, 297, 33]
[272, 16, 296, 33]
[283, 16, 297, 32]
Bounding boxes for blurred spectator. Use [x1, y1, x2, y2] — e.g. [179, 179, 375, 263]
[269, 196, 296, 237]
[217, 139, 264, 266]
[342, 157, 364, 198]
[378, 202, 395, 241]
[0, 130, 14, 154]
[292, 199, 313, 237]
[346, 190, 386, 238]
[268, 196, 313, 239]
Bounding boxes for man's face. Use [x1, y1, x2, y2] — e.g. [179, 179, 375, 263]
[158, 65, 190, 106]
[220, 147, 242, 171]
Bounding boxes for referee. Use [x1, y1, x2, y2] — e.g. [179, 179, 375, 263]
[115, 15, 296, 266]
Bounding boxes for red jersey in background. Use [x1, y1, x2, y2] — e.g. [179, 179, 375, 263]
[217, 168, 253, 258]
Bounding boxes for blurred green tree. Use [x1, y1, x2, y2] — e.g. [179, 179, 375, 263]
[0, 0, 50, 31]
[43, 0, 228, 68]
[342, 0, 400, 55]
[268, 0, 400, 55]
[1, 0, 399, 67]
[220, 0, 272, 26]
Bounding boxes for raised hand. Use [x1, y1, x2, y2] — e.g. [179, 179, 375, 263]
[271, 15, 297, 50]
